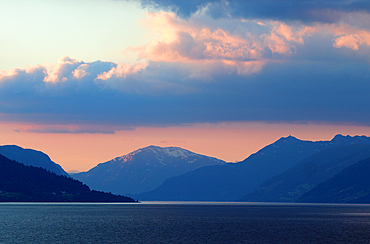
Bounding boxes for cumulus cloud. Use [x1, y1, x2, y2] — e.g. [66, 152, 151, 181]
[332, 29, 370, 50]
[1, 55, 370, 129]
[1, 3, 370, 132]
[125, 11, 326, 77]
[128, 10, 370, 66]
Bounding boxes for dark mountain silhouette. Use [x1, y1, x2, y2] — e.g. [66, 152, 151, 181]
[134, 134, 370, 201]
[0, 154, 136, 202]
[72, 146, 225, 195]
[0, 145, 68, 176]
[298, 157, 370, 203]
[238, 144, 370, 202]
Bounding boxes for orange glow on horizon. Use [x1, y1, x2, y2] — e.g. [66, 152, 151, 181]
[1, 121, 370, 172]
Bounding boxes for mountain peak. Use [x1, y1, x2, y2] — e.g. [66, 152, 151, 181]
[73, 145, 225, 195]
[109, 145, 223, 166]
[275, 135, 301, 143]
[116, 145, 200, 162]
[145, 145, 198, 158]
[332, 134, 346, 140]
[286, 135, 298, 140]
[331, 134, 370, 144]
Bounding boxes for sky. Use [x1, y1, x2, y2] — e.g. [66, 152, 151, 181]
[1, 0, 370, 171]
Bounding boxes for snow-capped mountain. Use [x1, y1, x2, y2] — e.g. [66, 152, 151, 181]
[134, 134, 370, 201]
[72, 145, 226, 195]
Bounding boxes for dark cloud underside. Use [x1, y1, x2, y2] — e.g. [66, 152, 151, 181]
[141, 0, 370, 22]
[1, 60, 369, 127]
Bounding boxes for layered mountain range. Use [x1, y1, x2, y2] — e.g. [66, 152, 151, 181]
[134, 135, 370, 201]
[238, 144, 370, 202]
[298, 157, 370, 203]
[2, 134, 370, 203]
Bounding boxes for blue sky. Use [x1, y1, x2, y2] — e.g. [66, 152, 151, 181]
[1, 0, 370, 170]
[0, 0, 147, 70]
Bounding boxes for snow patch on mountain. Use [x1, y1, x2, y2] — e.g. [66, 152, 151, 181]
[72, 145, 226, 195]
[111, 145, 221, 165]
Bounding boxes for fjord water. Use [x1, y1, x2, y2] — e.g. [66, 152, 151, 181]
[1, 202, 370, 243]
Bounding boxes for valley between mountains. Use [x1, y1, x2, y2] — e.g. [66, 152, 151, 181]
[1, 134, 370, 203]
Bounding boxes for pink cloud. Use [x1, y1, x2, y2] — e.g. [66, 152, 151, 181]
[332, 30, 370, 50]
[96, 62, 148, 80]
[131, 10, 370, 66]
[301, 20, 370, 50]
[127, 12, 274, 74]
[2, 10, 370, 99]
[125, 11, 333, 77]
[274, 23, 306, 44]
[263, 32, 292, 54]
[0, 65, 45, 83]
[0, 69, 23, 79]
[202, 28, 262, 60]
[0, 57, 92, 85]
[333, 34, 362, 50]
[72, 64, 91, 79]
[43, 56, 82, 83]
[15, 124, 134, 134]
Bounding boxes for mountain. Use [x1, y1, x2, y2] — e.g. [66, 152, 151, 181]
[0, 145, 68, 176]
[298, 157, 370, 203]
[237, 144, 370, 202]
[72, 146, 226, 195]
[0, 154, 136, 202]
[134, 134, 370, 201]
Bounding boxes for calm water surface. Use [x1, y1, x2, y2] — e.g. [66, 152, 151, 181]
[1, 202, 370, 243]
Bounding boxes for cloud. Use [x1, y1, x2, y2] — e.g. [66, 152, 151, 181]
[124, 11, 323, 77]
[332, 30, 370, 50]
[1, 7, 370, 132]
[14, 124, 120, 134]
[133, 12, 275, 62]
[141, 0, 370, 23]
[1, 55, 370, 129]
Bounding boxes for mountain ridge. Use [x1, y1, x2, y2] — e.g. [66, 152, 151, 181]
[237, 144, 370, 202]
[0, 154, 135, 202]
[133, 134, 370, 201]
[298, 157, 370, 203]
[0, 145, 68, 176]
[72, 145, 226, 195]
